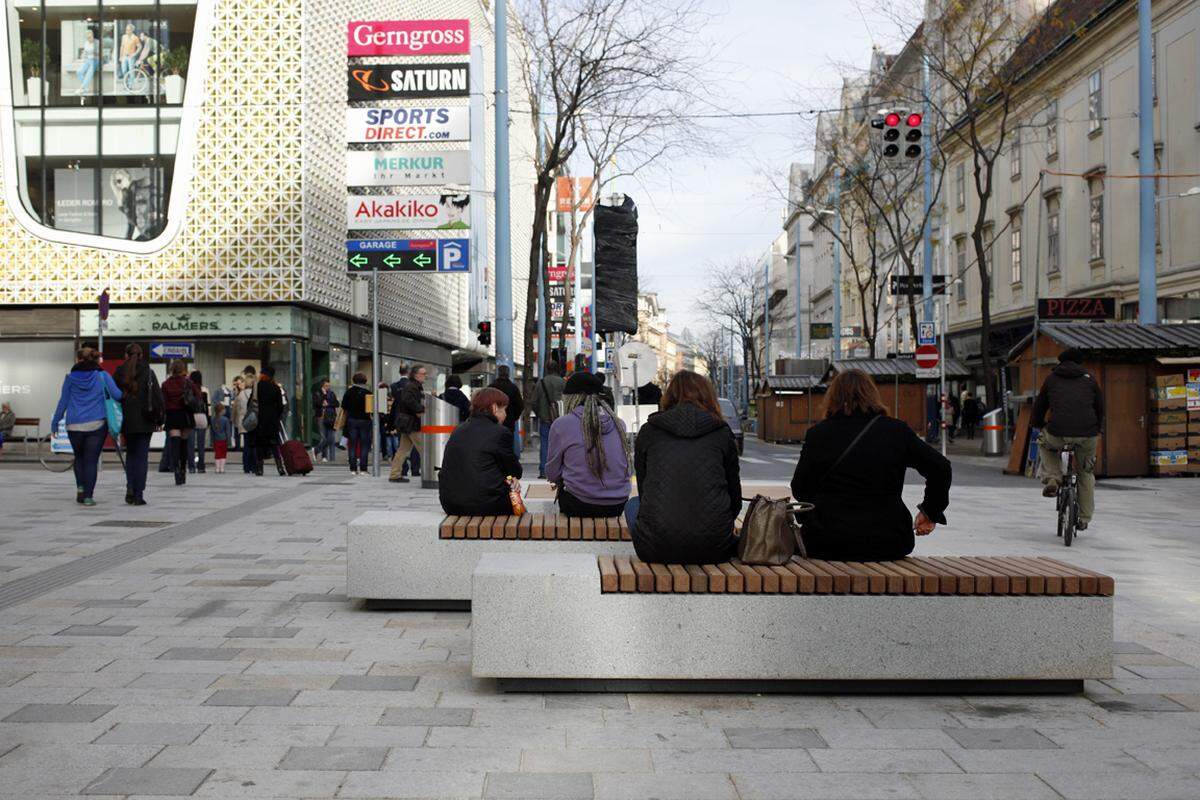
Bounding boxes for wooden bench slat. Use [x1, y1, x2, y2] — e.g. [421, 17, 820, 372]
[598, 556, 619, 593]
[452, 516, 469, 539]
[717, 563, 744, 593]
[618, 515, 631, 541]
[957, 557, 1010, 594]
[844, 562, 887, 593]
[555, 514, 569, 541]
[702, 564, 726, 593]
[1043, 557, 1112, 596]
[751, 565, 780, 593]
[770, 565, 797, 594]
[899, 558, 954, 594]
[439, 516, 454, 539]
[530, 513, 544, 539]
[649, 563, 674, 593]
[729, 561, 762, 593]
[940, 557, 992, 594]
[581, 518, 595, 541]
[1019, 557, 1078, 594]
[614, 557, 636, 592]
[781, 561, 816, 593]
[1008, 556, 1062, 595]
[805, 560, 854, 594]
[504, 516, 520, 539]
[983, 556, 1042, 594]
[865, 561, 909, 593]
[921, 557, 977, 594]
[631, 560, 655, 593]
[465, 516, 481, 539]
[880, 560, 924, 594]
[973, 556, 1030, 595]
[517, 515, 532, 539]
[684, 564, 709, 593]
[667, 564, 690, 592]
[787, 559, 829, 593]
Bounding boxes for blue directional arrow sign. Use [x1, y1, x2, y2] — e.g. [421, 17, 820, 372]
[149, 342, 194, 360]
[346, 239, 471, 273]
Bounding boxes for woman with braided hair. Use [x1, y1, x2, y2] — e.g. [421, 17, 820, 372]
[545, 372, 631, 518]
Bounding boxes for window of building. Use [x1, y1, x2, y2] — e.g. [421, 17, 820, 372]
[1010, 127, 1021, 179]
[1154, 150, 1162, 249]
[1010, 211, 1022, 284]
[1152, 32, 1157, 103]
[955, 164, 965, 210]
[954, 237, 967, 302]
[983, 223, 995, 296]
[1046, 196, 1060, 276]
[1045, 101, 1058, 159]
[1088, 70, 1102, 134]
[4, 1, 201, 246]
[1088, 177, 1104, 261]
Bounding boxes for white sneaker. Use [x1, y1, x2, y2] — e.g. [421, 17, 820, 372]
[351, 470, 359, 476]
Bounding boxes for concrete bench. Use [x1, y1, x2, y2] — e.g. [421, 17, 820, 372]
[346, 506, 633, 608]
[471, 553, 1114, 693]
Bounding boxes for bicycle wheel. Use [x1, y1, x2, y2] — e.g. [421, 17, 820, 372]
[125, 68, 148, 95]
[1061, 485, 1076, 547]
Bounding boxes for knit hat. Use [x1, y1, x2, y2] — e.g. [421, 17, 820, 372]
[563, 371, 601, 396]
[1058, 348, 1084, 364]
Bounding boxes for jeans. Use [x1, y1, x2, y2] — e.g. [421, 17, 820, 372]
[123, 432, 152, 501]
[1038, 432, 1098, 523]
[318, 419, 337, 461]
[119, 54, 136, 79]
[538, 420, 551, 476]
[67, 427, 106, 499]
[188, 427, 207, 472]
[242, 435, 258, 473]
[77, 58, 99, 92]
[512, 427, 522, 459]
[623, 495, 641, 538]
[346, 418, 371, 472]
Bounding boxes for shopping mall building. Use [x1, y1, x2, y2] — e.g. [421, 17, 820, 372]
[0, 0, 533, 437]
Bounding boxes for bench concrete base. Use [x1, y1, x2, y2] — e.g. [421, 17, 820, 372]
[471, 554, 1113, 686]
[347, 507, 633, 605]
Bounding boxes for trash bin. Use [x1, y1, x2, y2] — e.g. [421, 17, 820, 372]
[420, 394, 457, 489]
[982, 408, 1005, 456]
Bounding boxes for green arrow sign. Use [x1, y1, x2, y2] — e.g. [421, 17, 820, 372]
[413, 253, 433, 268]
[349, 253, 369, 270]
[383, 253, 403, 268]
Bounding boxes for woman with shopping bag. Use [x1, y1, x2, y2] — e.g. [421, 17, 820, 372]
[50, 347, 123, 507]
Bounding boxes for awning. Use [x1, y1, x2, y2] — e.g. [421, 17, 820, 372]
[1008, 322, 1200, 361]
[828, 357, 971, 379]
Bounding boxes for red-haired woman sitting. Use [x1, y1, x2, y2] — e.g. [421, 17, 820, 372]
[438, 387, 523, 516]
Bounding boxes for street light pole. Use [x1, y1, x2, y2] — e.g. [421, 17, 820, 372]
[494, 1, 514, 369]
[763, 256, 770, 376]
[1137, 0, 1156, 324]
[921, 55, 935, 322]
[793, 218, 804, 359]
[832, 170, 843, 361]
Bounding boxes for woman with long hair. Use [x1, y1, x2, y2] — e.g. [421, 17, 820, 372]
[51, 346, 122, 505]
[160, 359, 196, 485]
[187, 370, 210, 474]
[790, 369, 952, 561]
[625, 370, 741, 564]
[545, 372, 631, 517]
[115, 344, 163, 505]
[438, 388, 522, 516]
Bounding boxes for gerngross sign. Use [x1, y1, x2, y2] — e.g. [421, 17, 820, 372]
[347, 194, 470, 231]
[346, 107, 469, 143]
[346, 150, 470, 187]
[347, 20, 470, 57]
[348, 63, 469, 101]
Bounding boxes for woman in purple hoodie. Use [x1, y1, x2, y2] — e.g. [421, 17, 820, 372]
[546, 372, 631, 518]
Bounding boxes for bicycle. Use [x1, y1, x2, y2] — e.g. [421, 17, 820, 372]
[1055, 443, 1080, 547]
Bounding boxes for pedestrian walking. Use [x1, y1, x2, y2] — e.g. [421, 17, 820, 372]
[925, 391, 941, 444]
[389, 365, 427, 484]
[489, 365, 524, 458]
[438, 387, 522, 516]
[230, 375, 245, 451]
[532, 360, 565, 479]
[961, 394, 981, 440]
[947, 392, 961, 443]
[51, 346, 123, 506]
[441, 375, 471, 423]
[312, 378, 339, 463]
[254, 366, 286, 476]
[546, 372, 631, 518]
[115, 343, 163, 505]
[380, 382, 399, 461]
[187, 371, 210, 473]
[161, 359, 198, 486]
[211, 403, 231, 473]
[236, 368, 258, 474]
[0, 402, 15, 457]
[341, 373, 372, 475]
[388, 367, 422, 478]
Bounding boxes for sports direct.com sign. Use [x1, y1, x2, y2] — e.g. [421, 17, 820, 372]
[347, 20, 470, 56]
[346, 107, 470, 143]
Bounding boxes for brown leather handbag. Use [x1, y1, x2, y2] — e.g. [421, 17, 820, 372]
[737, 496, 814, 565]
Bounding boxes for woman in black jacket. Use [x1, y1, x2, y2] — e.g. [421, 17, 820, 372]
[439, 388, 522, 516]
[625, 370, 741, 564]
[791, 369, 952, 561]
[340, 373, 372, 475]
[253, 366, 286, 476]
[115, 343, 163, 505]
[441, 374, 471, 422]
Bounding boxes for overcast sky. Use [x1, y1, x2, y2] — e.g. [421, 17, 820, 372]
[607, 0, 902, 338]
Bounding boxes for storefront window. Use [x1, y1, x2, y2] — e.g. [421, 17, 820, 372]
[5, 1, 200, 245]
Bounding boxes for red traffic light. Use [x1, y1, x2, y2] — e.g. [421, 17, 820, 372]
[884, 113, 901, 127]
[907, 113, 922, 127]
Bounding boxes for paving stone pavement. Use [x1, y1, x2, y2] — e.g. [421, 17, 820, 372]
[0, 462, 1197, 798]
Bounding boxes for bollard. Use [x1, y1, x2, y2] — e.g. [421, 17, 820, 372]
[420, 394, 458, 489]
[982, 408, 1005, 456]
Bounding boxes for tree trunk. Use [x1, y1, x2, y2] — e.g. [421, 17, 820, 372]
[522, 175, 554, 405]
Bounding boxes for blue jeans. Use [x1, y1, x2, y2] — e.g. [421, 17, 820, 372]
[512, 427, 522, 459]
[404, 445, 421, 477]
[623, 495, 641, 538]
[67, 427, 107, 499]
[538, 420, 551, 476]
[119, 54, 136, 79]
[318, 419, 337, 461]
[77, 58, 99, 92]
[346, 418, 371, 472]
[123, 432, 152, 501]
[242, 435, 258, 473]
[188, 427, 207, 472]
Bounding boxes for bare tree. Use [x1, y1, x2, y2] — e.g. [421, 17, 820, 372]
[515, 0, 712, 403]
[697, 257, 769, 390]
[684, 325, 731, 386]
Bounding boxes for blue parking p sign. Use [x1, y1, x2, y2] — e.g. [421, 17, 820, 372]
[437, 239, 470, 273]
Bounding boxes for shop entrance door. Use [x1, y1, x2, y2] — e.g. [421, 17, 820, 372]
[1100, 363, 1148, 477]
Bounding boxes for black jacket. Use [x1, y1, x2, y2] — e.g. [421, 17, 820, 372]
[442, 387, 471, 422]
[341, 385, 370, 421]
[313, 388, 339, 423]
[255, 380, 285, 442]
[791, 412, 952, 561]
[117, 362, 163, 435]
[632, 403, 741, 564]
[393, 379, 425, 434]
[439, 412, 523, 516]
[490, 376, 524, 431]
[1032, 362, 1105, 438]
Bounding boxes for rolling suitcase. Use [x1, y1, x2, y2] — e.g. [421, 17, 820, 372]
[279, 425, 313, 476]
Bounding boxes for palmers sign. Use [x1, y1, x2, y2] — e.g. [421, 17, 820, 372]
[347, 20, 470, 56]
[348, 64, 469, 101]
[346, 107, 469, 143]
[346, 150, 470, 187]
[347, 194, 470, 230]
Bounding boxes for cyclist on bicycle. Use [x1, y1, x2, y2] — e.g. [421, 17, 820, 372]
[1032, 348, 1104, 530]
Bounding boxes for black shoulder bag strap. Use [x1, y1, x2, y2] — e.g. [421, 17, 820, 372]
[821, 414, 882, 487]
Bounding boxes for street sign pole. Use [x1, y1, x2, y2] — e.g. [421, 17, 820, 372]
[97, 288, 109, 358]
[371, 270, 380, 478]
[493, 1, 514, 373]
[940, 298, 947, 458]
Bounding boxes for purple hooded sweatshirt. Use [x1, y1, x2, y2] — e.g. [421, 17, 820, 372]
[545, 405, 631, 505]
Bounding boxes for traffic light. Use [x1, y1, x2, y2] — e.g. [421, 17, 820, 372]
[476, 320, 492, 346]
[872, 110, 923, 165]
[904, 112, 923, 159]
[876, 112, 902, 159]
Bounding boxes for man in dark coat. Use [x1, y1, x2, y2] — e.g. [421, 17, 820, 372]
[637, 382, 663, 407]
[438, 388, 522, 516]
[389, 366, 427, 483]
[254, 366, 286, 476]
[1032, 348, 1104, 529]
[489, 365, 525, 456]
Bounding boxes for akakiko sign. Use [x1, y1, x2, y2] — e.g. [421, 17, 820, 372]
[348, 64, 469, 101]
[346, 150, 470, 187]
[345, 107, 470, 143]
[347, 194, 470, 230]
[347, 20, 470, 56]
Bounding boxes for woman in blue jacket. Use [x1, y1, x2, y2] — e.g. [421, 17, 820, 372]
[51, 347, 122, 506]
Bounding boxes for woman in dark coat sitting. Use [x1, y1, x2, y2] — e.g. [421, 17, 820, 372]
[625, 370, 741, 564]
[439, 387, 522, 516]
[791, 369, 952, 561]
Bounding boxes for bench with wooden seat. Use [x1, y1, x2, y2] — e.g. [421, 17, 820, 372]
[346, 507, 634, 608]
[470, 552, 1114, 693]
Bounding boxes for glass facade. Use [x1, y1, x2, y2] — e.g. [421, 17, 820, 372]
[7, 1, 197, 241]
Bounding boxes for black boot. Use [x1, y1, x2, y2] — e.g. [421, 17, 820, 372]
[125, 489, 135, 505]
[174, 439, 187, 485]
[275, 452, 286, 476]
